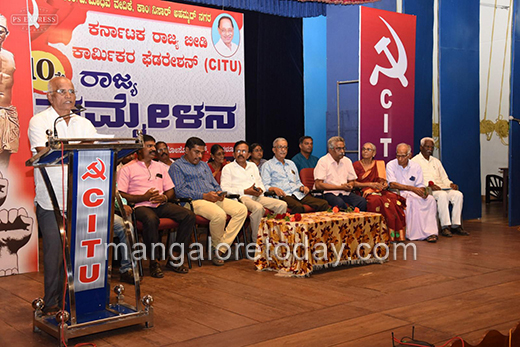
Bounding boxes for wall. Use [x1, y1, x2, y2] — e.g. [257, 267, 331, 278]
[303, 16, 328, 157]
[480, 0, 512, 194]
[438, 0, 481, 220]
[325, 0, 396, 161]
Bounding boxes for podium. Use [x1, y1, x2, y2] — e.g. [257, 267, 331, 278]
[27, 133, 153, 346]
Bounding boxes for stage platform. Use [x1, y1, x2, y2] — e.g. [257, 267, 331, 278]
[1, 201, 519, 347]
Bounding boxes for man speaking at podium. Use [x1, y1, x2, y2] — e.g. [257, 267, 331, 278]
[28, 76, 97, 315]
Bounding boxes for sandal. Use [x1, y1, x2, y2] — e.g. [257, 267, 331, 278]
[426, 235, 438, 243]
[440, 228, 453, 237]
[165, 259, 189, 274]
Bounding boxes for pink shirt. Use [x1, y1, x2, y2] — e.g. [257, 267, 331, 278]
[117, 160, 174, 208]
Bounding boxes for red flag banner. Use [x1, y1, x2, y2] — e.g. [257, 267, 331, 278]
[359, 7, 416, 161]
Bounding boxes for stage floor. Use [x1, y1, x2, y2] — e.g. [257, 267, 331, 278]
[1, 201, 519, 347]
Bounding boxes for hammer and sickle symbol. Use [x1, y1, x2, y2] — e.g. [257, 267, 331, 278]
[369, 16, 408, 88]
[81, 158, 107, 181]
[27, 0, 40, 29]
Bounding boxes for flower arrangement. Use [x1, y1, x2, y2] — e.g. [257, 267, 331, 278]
[327, 206, 360, 213]
[267, 212, 302, 222]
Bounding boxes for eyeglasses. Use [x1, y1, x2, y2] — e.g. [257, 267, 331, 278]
[396, 154, 408, 158]
[0, 30, 7, 35]
[334, 147, 346, 152]
[49, 89, 76, 95]
[362, 147, 374, 152]
[236, 149, 248, 154]
[275, 146, 288, 150]
[157, 148, 167, 153]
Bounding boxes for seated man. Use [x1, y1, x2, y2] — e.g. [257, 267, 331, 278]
[387, 143, 438, 242]
[261, 137, 328, 213]
[118, 134, 196, 278]
[314, 136, 367, 211]
[169, 137, 248, 265]
[113, 204, 137, 284]
[155, 141, 174, 166]
[291, 136, 319, 173]
[220, 140, 287, 242]
[411, 137, 468, 237]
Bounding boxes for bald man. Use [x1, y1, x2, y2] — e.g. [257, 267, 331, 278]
[386, 143, 438, 243]
[28, 76, 98, 314]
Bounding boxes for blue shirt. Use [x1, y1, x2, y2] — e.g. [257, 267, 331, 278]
[261, 157, 305, 199]
[291, 153, 319, 172]
[169, 155, 221, 200]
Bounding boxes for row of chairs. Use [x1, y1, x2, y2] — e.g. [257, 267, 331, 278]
[128, 167, 324, 275]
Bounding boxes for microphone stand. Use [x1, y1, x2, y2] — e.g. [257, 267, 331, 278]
[53, 105, 87, 137]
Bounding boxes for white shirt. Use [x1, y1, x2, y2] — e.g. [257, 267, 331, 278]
[386, 158, 425, 188]
[411, 153, 452, 188]
[28, 106, 97, 210]
[220, 160, 265, 197]
[215, 39, 238, 57]
[313, 153, 357, 196]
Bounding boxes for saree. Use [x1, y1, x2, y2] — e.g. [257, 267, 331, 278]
[353, 160, 406, 242]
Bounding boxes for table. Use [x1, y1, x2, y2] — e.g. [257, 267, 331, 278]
[254, 211, 389, 277]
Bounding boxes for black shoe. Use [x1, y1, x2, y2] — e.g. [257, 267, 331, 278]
[211, 249, 225, 266]
[120, 269, 137, 284]
[452, 226, 470, 236]
[440, 228, 453, 237]
[150, 261, 164, 278]
[165, 258, 189, 274]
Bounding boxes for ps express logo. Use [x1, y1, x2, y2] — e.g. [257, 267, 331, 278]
[369, 16, 409, 88]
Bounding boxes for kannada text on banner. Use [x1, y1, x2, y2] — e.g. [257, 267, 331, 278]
[30, 0, 245, 157]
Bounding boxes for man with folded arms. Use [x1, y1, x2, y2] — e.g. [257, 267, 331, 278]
[314, 136, 367, 211]
[411, 137, 468, 237]
[169, 137, 247, 265]
[387, 143, 438, 242]
[118, 134, 196, 278]
[261, 137, 328, 213]
[221, 140, 287, 242]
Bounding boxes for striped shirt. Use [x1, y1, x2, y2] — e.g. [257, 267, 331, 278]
[169, 155, 221, 200]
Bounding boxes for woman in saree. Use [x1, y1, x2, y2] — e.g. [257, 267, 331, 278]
[353, 142, 407, 242]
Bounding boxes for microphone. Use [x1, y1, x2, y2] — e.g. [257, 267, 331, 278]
[53, 104, 87, 137]
[510, 116, 520, 124]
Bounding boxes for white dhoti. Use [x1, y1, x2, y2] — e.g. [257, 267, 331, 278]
[432, 190, 463, 227]
[401, 191, 438, 240]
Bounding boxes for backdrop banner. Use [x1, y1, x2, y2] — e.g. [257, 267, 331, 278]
[0, 0, 38, 277]
[359, 7, 416, 161]
[30, 0, 245, 158]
